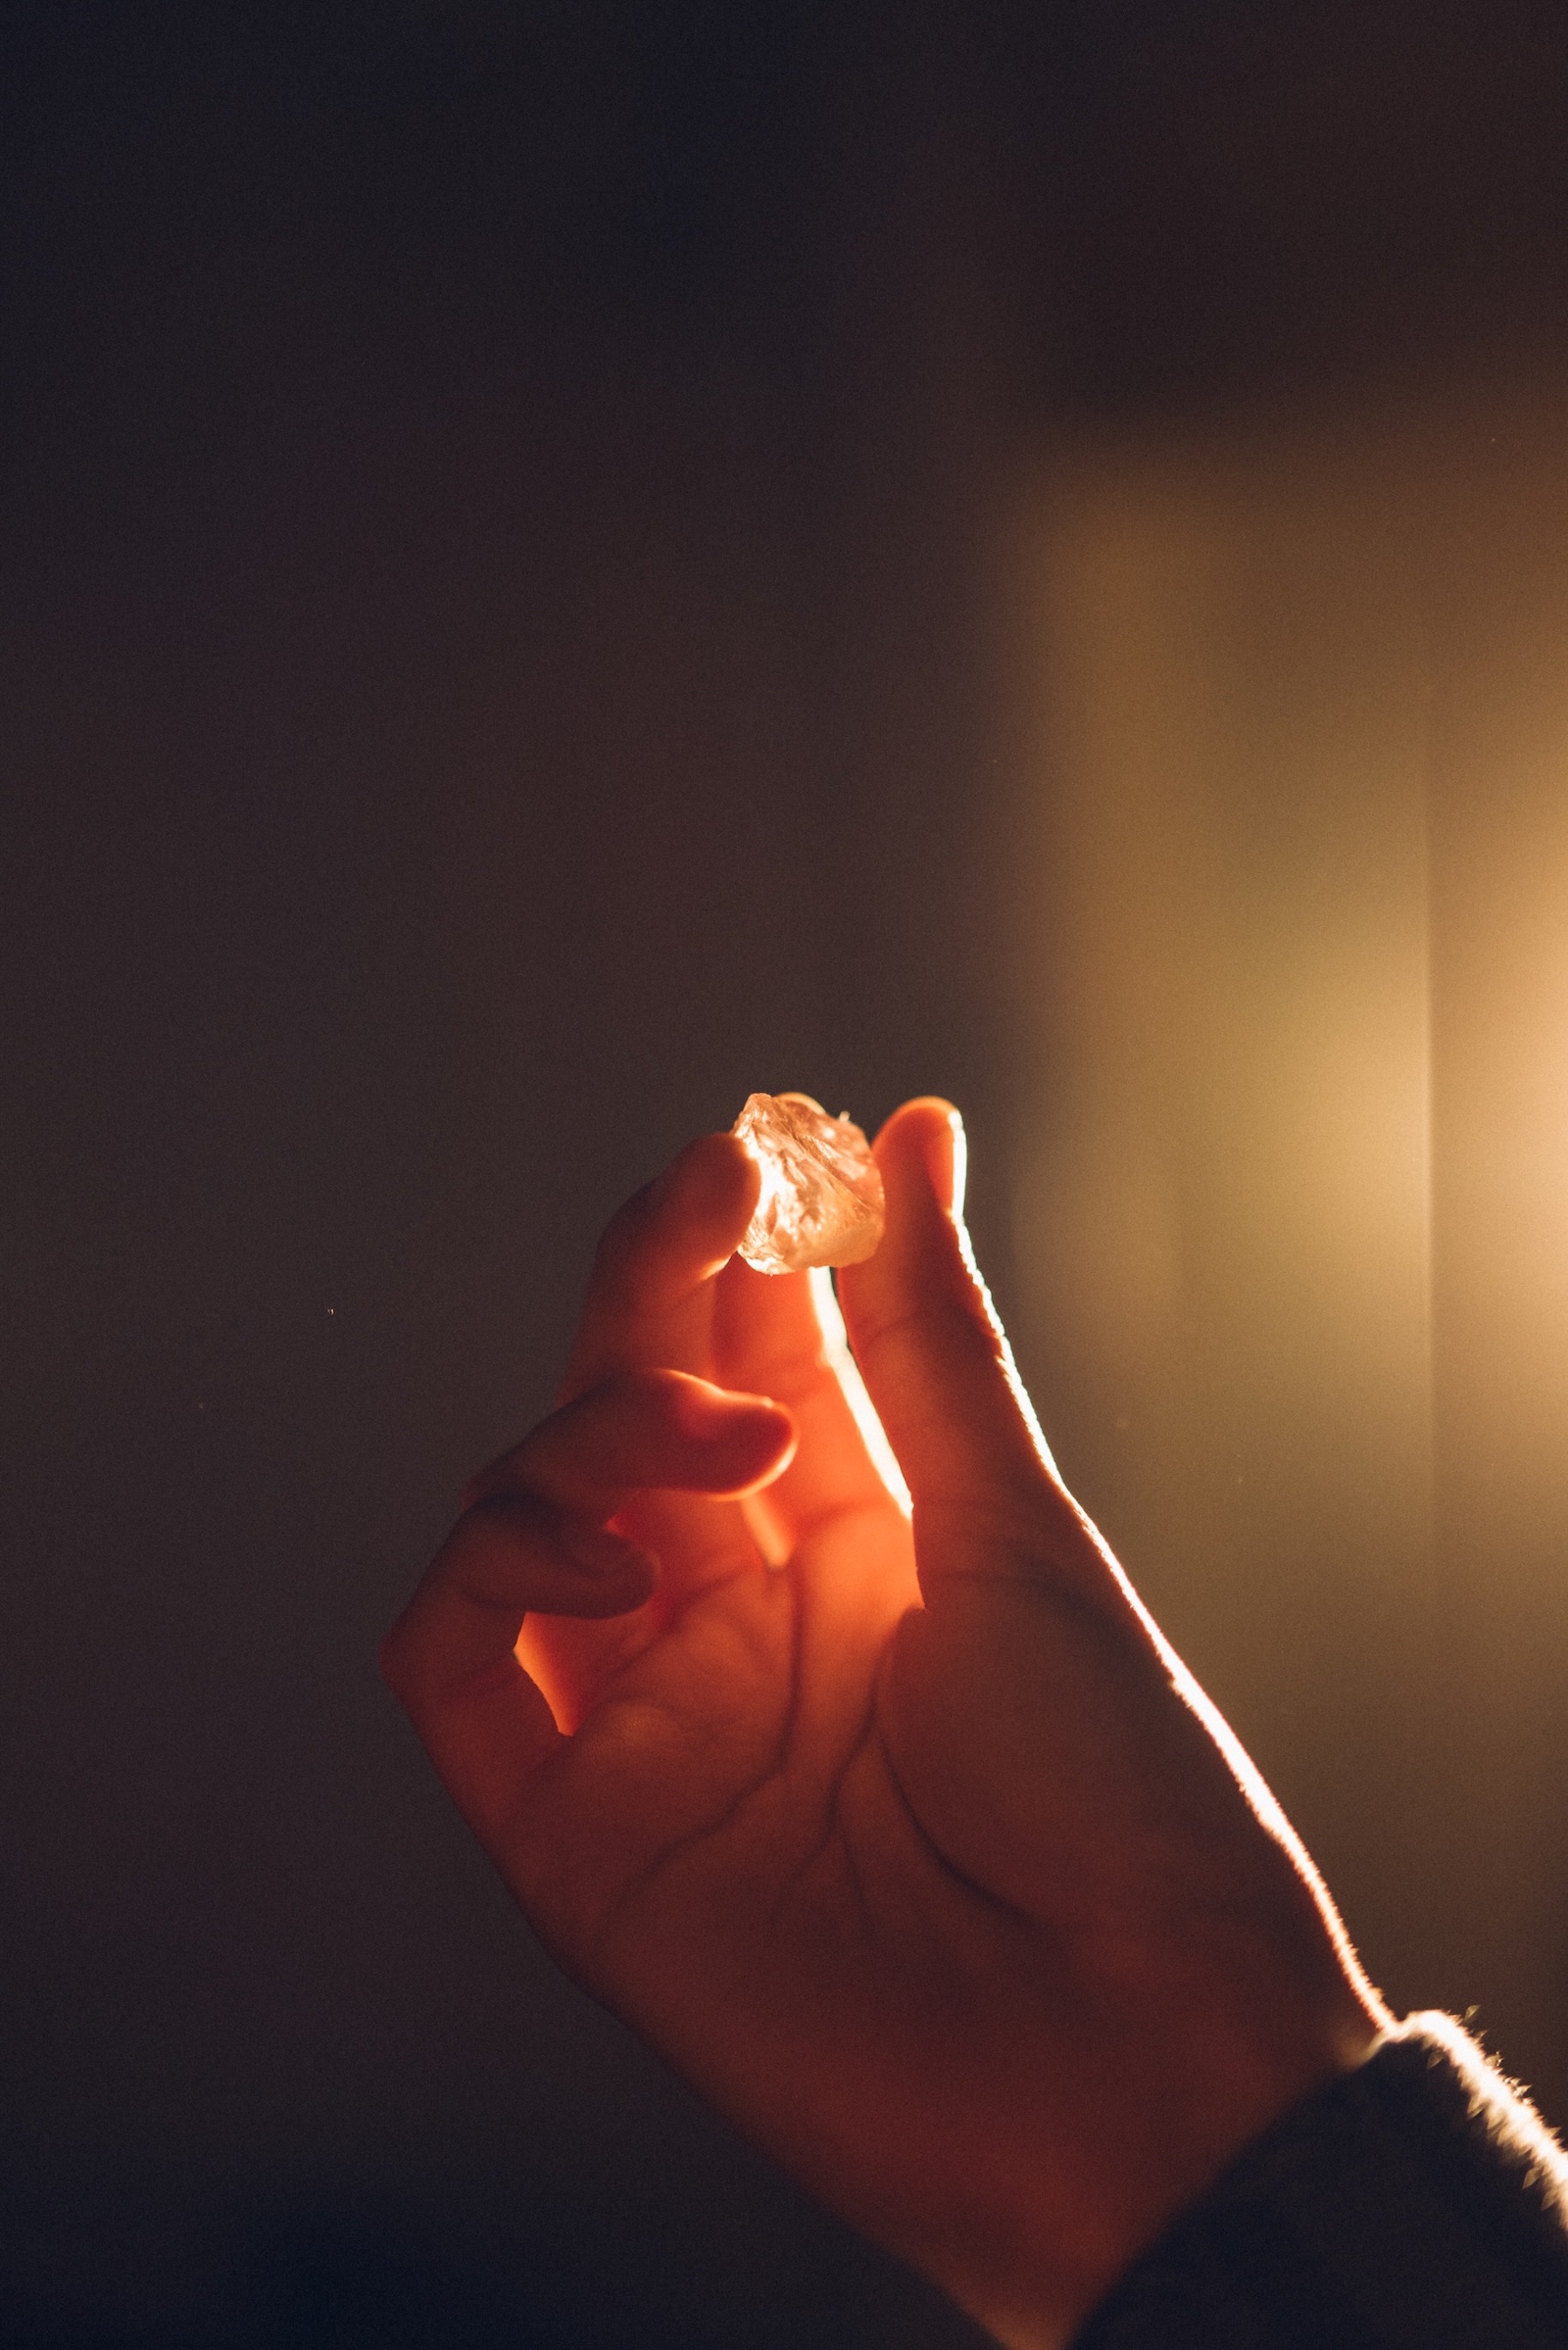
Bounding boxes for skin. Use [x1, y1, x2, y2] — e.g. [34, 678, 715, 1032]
[382, 1098, 1388, 2349]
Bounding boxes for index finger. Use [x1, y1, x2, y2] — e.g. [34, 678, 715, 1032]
[564, 1124, 903, 1544]
[560, 1131, 760, 1396]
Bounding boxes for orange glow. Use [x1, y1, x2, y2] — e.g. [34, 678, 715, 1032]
[998, 389, 1568, 2113]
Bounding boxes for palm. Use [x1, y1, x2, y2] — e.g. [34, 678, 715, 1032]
[518, 1488, 1079, 2277]
[386, 1103, 1383, 2347]
[514, 1249, 929, 1987]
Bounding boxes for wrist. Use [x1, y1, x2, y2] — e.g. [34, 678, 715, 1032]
[1070, 2015, 1568, 2348]
[922, 1967, 1385, 2348]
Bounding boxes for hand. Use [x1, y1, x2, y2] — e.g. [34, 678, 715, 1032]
[382, 1100, 1386, 2349]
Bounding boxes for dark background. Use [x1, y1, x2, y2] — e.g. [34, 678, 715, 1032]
[5, 5, 1568, 2344]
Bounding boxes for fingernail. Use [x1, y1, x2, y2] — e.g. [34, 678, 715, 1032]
[561, 1520, 650, 1577]
[925, 1108, 967, 1221]
[647, 1133, 706, 1211]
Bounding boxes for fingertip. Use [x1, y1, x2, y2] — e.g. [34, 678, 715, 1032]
[666, 1378, 798, 1493]
[571, 1135, 761, 1360]
[648, 1128, 760, 1231]
[871, 1097, 966, 1221]
[558, 1516, 661, 1588]
[542, 1546, 662, 1621]
[586, 1130, 760, 1320]
[455, 1497, 660, 1623]
[734, 1397, 799, 1493]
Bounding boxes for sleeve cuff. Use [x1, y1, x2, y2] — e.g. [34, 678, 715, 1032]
[1070, 2013, 1568, 2347]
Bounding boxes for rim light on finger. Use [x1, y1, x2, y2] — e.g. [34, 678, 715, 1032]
[810, 1266, 911, 1515]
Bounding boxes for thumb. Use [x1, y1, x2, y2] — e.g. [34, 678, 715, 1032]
[837, 1100, 1087, 1578]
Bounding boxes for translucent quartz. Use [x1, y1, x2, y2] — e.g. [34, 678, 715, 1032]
[732, 1093, 886, 1275]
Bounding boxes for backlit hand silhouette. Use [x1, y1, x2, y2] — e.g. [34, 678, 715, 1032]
[382, 1100, 1385, 2349]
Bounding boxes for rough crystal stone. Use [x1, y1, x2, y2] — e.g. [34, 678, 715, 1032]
[731, 1092, 886, 1275]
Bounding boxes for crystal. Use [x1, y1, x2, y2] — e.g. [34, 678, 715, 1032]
[732, 1093, 886, 1275]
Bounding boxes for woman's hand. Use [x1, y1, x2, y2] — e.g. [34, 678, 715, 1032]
[382, 1099, 1386, 2349]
